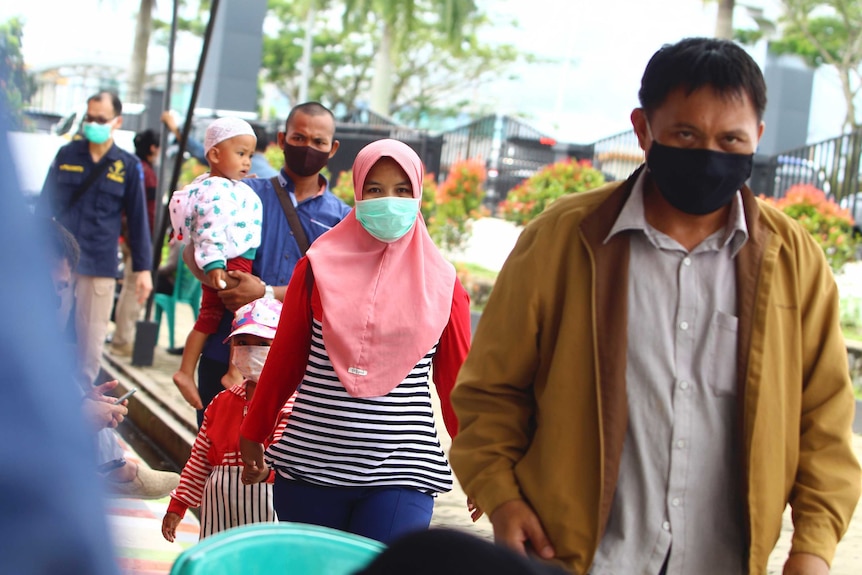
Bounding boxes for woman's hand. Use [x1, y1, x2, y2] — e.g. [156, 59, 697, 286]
[240, 436, 266, 484]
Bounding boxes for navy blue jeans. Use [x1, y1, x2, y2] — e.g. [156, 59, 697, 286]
[273, 476, 434, 544]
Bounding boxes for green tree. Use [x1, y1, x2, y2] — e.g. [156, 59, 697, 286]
[341, 0, 477, 115]
[735, 1, 862, 130]
[0, 17, 35, 130]
[261, 1, 526, 125]
[771, 0, 862, 131]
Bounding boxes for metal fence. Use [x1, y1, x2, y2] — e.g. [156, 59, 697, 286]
[590, 129, 643, 182]
[439, 115, 562, 206]
[750, 128, 862, 208]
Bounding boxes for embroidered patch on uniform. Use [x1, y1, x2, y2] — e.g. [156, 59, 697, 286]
[106, 160, 126, 183]
[59, 164, 84, 172]
[347, 367, 368, 376]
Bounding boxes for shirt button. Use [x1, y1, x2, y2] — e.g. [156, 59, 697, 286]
[679, 321, 689, 331]
[679, 380, 689, 390]
[676, 439, 686, 449]
[662, 521, 671, 531]
[671, 497, 681, 507]
[682, 257, 691, 266]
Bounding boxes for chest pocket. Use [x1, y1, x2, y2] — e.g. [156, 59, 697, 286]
[55, 170, 84, 209]
[706, 310, 739, 396]
[95, 163, 127, 217]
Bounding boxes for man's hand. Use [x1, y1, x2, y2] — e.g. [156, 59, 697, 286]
[83, 379, 129, 429]
[219, 271, 265, 312]
[783, 552, 829, 575]
[82, 398, 127, 429]
[489, 499, 555, 560]
[240, 436, 266, 484]
[134, 270, 153, 305]
[467, 497, 484, 522]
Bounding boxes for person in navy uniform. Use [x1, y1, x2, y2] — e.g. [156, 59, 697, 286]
[38, 90, 153, 389]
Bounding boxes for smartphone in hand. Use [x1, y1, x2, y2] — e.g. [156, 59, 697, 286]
[114, 388, 137, 405]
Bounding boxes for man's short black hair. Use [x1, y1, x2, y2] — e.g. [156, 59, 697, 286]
[638, 37, 767, 121]
[133, 129, 159, 161]
[87, 90, 123, 117]
[285, 102, 335, 131]
[45, 218, 80, 271]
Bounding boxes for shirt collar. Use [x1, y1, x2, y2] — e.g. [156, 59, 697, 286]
[605, 170, 749, 256]
[277, 170, 329, 202]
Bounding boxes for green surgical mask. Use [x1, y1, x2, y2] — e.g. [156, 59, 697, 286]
[82, 121, 113, 144]
[355, 197, 420, 242]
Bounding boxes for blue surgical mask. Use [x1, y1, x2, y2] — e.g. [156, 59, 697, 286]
[355, 197, 420, 242]
[82, 121, 113, 144]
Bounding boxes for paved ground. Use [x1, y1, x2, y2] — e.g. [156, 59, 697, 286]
[103, 217, 862, 573]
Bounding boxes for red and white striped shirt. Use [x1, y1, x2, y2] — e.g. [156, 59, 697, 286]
[168, 382, 294, 517]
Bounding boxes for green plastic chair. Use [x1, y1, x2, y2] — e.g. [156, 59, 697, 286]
[154, 257, 202, 349]
[169, 522, 385, 575]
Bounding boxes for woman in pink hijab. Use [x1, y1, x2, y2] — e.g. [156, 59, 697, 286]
[239, 139, 471, 543]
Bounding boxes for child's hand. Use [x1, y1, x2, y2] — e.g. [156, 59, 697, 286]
[241, 462, 270, 485]
[162, 512, 181, 542]
[207, 268, 228, 290]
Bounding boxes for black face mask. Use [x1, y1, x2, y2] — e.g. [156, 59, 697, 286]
[647, 141, 753, 215]
[283, 142, 330, 177]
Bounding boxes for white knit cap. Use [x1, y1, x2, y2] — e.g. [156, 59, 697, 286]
[203, 117, 257, 156]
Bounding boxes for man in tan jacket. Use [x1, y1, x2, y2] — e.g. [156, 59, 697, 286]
[450, 37, 860, 575]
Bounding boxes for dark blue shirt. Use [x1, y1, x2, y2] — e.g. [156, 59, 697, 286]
[37, 138, 152, 277]
[201, 169, 351, 363]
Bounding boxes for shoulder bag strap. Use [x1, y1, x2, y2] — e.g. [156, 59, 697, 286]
[57, 157, 112, 218]
[270, 176, 311, 255]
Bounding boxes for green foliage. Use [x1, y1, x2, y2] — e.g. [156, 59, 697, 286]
[498, 159, 606, 226]
[331, 169, 355, 206]
[770, 1, 862, 129]
[261, 0, 527, 125]
[262, 143, 283, 174]
[426, 159, 487, 252]
[769, 14, 851, 68]
[0, 17, 36, 130]
[454, 261, 497, 311]
[760, 184, 858, 273]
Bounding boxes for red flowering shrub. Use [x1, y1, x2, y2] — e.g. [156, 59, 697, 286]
[760, 184, 857, 273]
[426, 159, 488, 252]
[498, 159, 605, 226]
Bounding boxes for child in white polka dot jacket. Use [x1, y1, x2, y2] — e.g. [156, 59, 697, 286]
[168, 116, 263, 411]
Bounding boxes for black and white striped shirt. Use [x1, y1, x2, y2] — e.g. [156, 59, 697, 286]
[266, 319, 453, 494]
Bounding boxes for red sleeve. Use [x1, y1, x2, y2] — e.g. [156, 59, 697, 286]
[170, 409, 215, 513]
[240, 257, 313, 443]
[432, 279, 472, 439]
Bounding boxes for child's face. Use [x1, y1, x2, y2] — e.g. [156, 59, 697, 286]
[361, 157, 414, 200]
[231, 333, 272, 348]
[209, 134, 256, 180]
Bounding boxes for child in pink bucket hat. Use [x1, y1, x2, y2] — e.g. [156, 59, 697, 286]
[162, 297, 294, 541]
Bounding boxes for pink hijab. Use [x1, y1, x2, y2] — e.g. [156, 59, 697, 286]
[305, 139, 456, 398]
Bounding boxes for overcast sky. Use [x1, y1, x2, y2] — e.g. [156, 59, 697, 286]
[2, 0, 848, 144]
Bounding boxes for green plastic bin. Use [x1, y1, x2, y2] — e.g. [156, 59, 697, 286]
[169, 522, 385, 575]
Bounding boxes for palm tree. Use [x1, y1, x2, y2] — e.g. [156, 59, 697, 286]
[714, 0, 735, 39]
[343, 0, 477, 115]
[129, 0, 157, 104]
